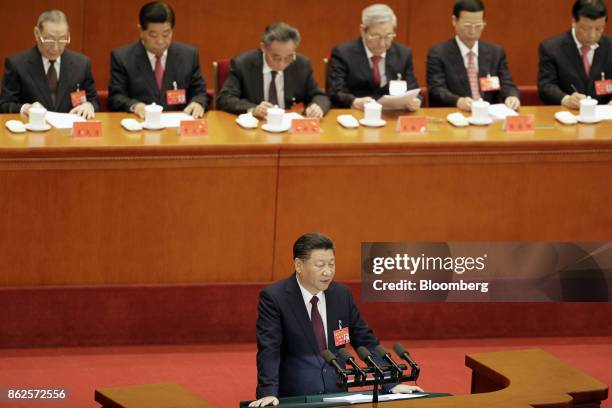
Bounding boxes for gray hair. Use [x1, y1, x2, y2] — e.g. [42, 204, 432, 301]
[37, 9, 69, 31]
[262, 22, 301, 46]
[361, 4, 397, 29]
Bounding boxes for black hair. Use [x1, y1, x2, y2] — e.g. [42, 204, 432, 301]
[572, 0, 608, 20]
[139, 1, 175, 30]
[293, 233, 335, 261]
[453, 0, 485, 18]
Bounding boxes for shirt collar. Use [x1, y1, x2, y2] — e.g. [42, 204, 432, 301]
[42, 55, 61, 65]
[455, 36, 479, 57]
[295, 273, 323, 304]
[261, 52, 284, 76]
[145, 48, 168, 64]
[362, 38, 386, 60]
[571, 27, 600, 52]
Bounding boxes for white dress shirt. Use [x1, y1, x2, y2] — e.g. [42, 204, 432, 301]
[146, 49, 168, 71]
[262, 54, 285, 108]
[296, 274, 329, 342]
[572, 27, 599, 67]
[42, 55, 61, 80]
[363, 39, 388, 87]
[455, 36, 479, 71]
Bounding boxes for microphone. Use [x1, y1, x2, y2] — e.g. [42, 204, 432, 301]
[338, 348, 367, 382]
[393, 343, 420, 371]
[375, 345, 403, 376]
[356, 346, 385, 378]
[322, 349, 347, 380]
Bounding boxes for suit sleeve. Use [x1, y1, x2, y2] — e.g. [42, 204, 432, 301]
[0, 57, 24, 113]
[497, 49, 520, 101]
[303, 61, 330, 114]
[426, 47, 460, 107]
[108, 50, 141, 112]
[538, 42, 566, 105]
[255, 289, 283, 399]
[403, 50, 422, 102]
[83, 58, 100, 112]
[186, 49, 209, 110]
[216, 58, 257, 114]
[327, 47, 356, 108]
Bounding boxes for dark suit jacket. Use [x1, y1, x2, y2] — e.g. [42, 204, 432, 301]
[256, 274, 380, 398]
[426, 39, 519, 107]
[217, 49, 330, 115]
[538, 31, 612, 105]
[327, 38, 420, 108]
[108, 41, 209, 112]
[0, 47, 99, 113]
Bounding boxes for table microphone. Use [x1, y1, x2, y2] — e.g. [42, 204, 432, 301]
[322, 349, 347, 380]
[356, 346, 385, 378]
[375, 345, 403, 376]
[338, 348, 367, 382]
[393, 343, 419, 370]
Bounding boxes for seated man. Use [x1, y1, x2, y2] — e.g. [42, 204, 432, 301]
[327, 4, 421, 111]
[249, 232, 423, 407]
[538, 0, 612, 109]
[426, 0, 520, 111]
[0, 9, 99, 118]
[108, 1, 209, 118]
[217, 22, 330, 119]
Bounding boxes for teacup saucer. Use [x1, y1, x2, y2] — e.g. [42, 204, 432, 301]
[142, 123, 166, 130]
[359, 118, 386, 127]
[262, 123, 290, 133]
[25, 123, 51, 132]
[576, 116, 601, 124]
[468, 117, 493, 126]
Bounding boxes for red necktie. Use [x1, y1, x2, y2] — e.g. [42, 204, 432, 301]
[310, 296, 326, 351]
[371, 55, 382, 87]
[467, 51, 481, 100]
[581, 45, 591, 77]
[154, 55, 164, 91]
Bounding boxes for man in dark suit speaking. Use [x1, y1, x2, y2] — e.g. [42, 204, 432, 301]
[327, 4, 421, 111]
[217, 23, 330, 119]
[108, 1, 209, 118]
[0, 9, 99, 117]
[538, 0, 612, 109]
[426, 0, 520, 111]
[249, 233, 422, 407]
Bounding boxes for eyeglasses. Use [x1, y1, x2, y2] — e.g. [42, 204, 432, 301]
[366, 33, 396, 42]
[268, 53, 296, 64]
[38, 34, 71, 46]
[461, 22, 486, 30]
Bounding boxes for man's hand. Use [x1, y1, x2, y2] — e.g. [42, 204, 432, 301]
[253, 101, 274, 119]
[351, 97, 375, 111]
[561, 92, 586, 110]
[305, 103, 323, 118]
[131, 103, 147, 119]
[184, 101, 204, 118]
[390, 384, 424, 394]
[69, 102, 95, 119]
[456, 97, 474, 112]
[406, 97, 422, 112]
[504, 96, 520, 111]
[21, 101, 44, 116]
[248, 396, 279, 407]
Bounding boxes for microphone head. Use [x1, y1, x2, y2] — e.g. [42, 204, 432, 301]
[375, 344, 389, 358]
[356, 346, 372, 362]
[322, 349, 337, 364]
[338, 347, 353, 361]
[393, 343, 408, 357]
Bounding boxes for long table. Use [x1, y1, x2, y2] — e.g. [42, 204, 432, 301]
[1, 108, 611, 285]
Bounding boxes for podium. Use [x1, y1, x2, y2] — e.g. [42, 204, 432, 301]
[239, 391, 451, 407]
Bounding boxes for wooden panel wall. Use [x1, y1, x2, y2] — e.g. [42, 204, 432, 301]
[2, 0, 612, 93]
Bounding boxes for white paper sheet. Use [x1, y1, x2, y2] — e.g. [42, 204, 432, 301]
[595, 105, 612, 120]
[377, 88, 421, 109]
[159, 113, 194, 128]
[46, 112, 85, 129]
[282, 112, 304, 128]
[323, 393, 427, 404]
[488, 104, 518, 121]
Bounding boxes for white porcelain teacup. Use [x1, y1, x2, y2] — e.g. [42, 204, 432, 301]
[579, 97, 598, 121]
[364, 101, 382, 123]
[471, 99, 490, 123]
[266, 106, 285, 129]
[29, 107, 47, 129]
[144, 103, 163, 127]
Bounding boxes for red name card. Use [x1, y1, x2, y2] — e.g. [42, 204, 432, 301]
[504, 115, 534, 132]
[290, 118, 320, 134]
[179, 119, 208, 136]
[396, 116, 428, 133]
[595, 79, 612, 96]
[73, 121, 102, 138]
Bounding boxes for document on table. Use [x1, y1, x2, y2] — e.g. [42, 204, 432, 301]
[323, 393, 428, 404]
[488, 104, 518, 121]
[46, 112, 85, 129]
[595, 105, 612, 120]
[378, 88, 421, 110]
[282, 112, 304, 128]
[160, 113, 194, 128]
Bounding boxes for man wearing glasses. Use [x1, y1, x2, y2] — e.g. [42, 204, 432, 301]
[0, 9, 99, 117]
[217, 22, 330, 119]
[426, 0, 520, 111]
[538, 0, 612, 109]
[327, 4, 421, 111]
[108, 1, 209, 118]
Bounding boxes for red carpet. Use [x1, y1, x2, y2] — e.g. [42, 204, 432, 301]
[0, 336, 609, 407]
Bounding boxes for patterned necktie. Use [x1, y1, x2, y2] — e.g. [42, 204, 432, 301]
[47, 60, 58, 107]
[268, 70, 278, 106]
[467, 51, 481, 100]
[310, 296, 326, 352]
[371, 55, 382, 87]
[581, 45, 591, 77]
[154, 55, 164, 91]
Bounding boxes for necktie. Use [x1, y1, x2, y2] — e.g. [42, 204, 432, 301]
[371, 55, 382, 87]
[47, 60, 58, 107]
[268, 70, 278, 106]
[467, 51, 481, 100]
[154, 55, 164, 91]
[310, 296, 326, 352]
[581, 45, 591, 77]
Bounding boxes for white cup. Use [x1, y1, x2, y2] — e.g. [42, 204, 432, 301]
[29, 107, 47, 129]
[389, 80, 408, 96]
[144, 103, 163, 127]
[364, 101, 382, 123]
[266, 106, 285, 129]
[471, 99, 490, 122]
[579, 97, 598, 121]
